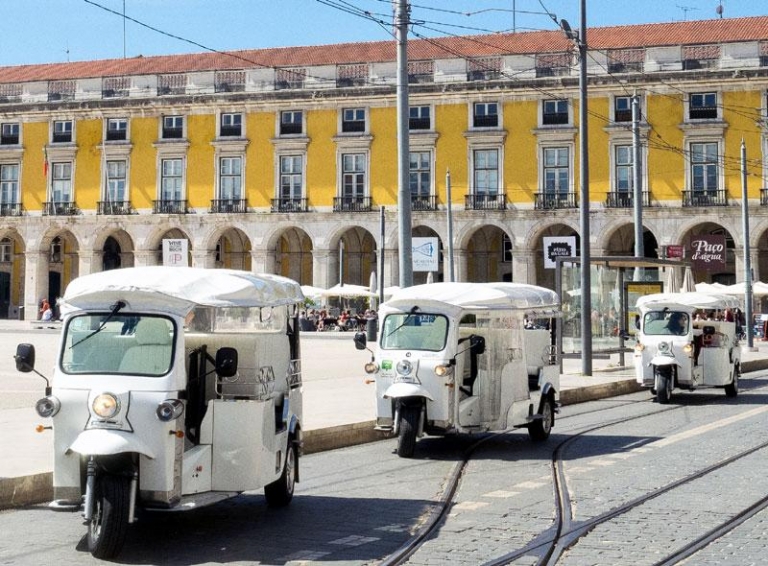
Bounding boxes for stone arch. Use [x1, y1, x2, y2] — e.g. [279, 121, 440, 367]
[413, 225, 443, 284]
[213, 227, 252, 271]
[680, 221, 735, 285]
[148, 228, 193, 266]
[462, 224, 513, 283]
[0, 230, 25, 319]
[273, 226, 313, 284]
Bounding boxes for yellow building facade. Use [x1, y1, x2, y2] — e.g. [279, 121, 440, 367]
[0, 16, 768, 319]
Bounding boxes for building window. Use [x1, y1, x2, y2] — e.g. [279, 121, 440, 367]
[160, 158, 183, 200]
[542, 100, 569, 125]
[473, 149, 499, 194]
[52, 120, 73, 143]
[614, 145, 633, 192]
[0, 238, 11, 263]
[106, 118, 127, 141]
[409, 151, 431, 197]
[342, 153, 366, 197]
[341, 108, 366, 133]
[543, 147, 570, 194]
[1, 163, 19, 206]
[219, 156, 242, 199]
[280, 111, 303, 135]
[162, 116, 184, 139]
[105, 160, 127, 202]
[1, 123, 19, 145]
[220, 113, 242, 137]
[280, 155, 303, 199]
[409, 106, 431, 130]
[689, 92, 717, 120]
[51, 162, 73, 202]
[614, 97, 633, 123]
[473, 102, 499, 128]
[690, 142, 718, 194]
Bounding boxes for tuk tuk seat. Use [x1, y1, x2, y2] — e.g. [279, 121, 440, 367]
[118, 318, 173, 374]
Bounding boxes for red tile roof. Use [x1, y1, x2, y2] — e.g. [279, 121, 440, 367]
[1, 16, 766, 84]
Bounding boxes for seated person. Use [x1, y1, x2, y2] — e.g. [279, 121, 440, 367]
[665, 312, 688, 336]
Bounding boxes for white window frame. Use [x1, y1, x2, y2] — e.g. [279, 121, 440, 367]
[688, 140, 721, 194]
[686, 92, 719, 121]
[409, 150, 432, 197]
[51, 161, 73, 203]
[159, 156, 185, 201]
[409, 105, 431, 130]
[0, 122, 20, 145]
[52, 120, 73, 143]
[471, 148, 500, 195]
[0, 238, 11, 263]
[161, 115, 185, 139]
[541, 99, 570, 127]
[0, 162, 20, 205]
[278, 154, 304, 200]
[217, 155, 243, 200]
[219, 112, 243, 138]
[105, 159, 127, 203]
[279, 110, 304, 136]
[340, 107, 367, 134]
[471, 102, 500, 129]
[105, 118, 128, 142]
[339, 152, 368, 198]
[539, 144, 573, 195]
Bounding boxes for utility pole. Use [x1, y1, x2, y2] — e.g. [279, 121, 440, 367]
[446, 170, 455, 282]
[577, 0, 591, 376]
[632, 93, 644, 281]
[741, 140, 754, 349]
[395, 0, 413, 288]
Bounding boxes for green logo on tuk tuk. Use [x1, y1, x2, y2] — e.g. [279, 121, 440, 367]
[381, 360, 393, 370]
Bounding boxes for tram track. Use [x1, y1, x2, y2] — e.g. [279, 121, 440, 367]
[378, 373, 768, 566]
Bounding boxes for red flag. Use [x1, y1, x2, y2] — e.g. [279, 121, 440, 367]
[43, 146, 48, 177]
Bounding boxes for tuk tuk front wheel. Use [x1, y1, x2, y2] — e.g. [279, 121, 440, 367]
[528, 397, 554, 442]
[265, 439, 296, 507]
[655, 368, 673, 404]
[87, 474, 130, 559]
[725, 365, 739, 398]
[396, 405, 420, 458]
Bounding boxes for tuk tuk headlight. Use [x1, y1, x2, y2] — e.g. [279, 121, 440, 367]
[435, 364, 453, 377]
[396, 360, 413, 376]
[364, 362, 378, 374]
[683, 343, 693, 356]
[657, 341, 671, 354]
[92, 393, 120, 419]
[634, 342, 645, 352]
[156, 399, 184, 422]
[35, 396, 61, 418]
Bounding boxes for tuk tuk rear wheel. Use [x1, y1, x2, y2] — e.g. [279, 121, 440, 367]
[396, 406, 419, 458]
[528, 398, 554, 442]
[655, 368, 673, 404]
[725, 365, 739, 398]
[265, 439, 296, 507]
[87, 474, 130, 559]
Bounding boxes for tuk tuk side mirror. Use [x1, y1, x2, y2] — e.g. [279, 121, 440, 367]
[14, 343, 35, 373]
[353, 332, 367, 350]
[215, 347, 238, 378]
[470, 335, 486, 355]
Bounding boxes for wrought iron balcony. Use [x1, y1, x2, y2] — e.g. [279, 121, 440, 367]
[465, 193, 506, 210]
[411, 195, 437, 211]
[605, 191, 651, 208]
[0, 202, 23, 216]
[534, 192, 578, 210]
[152, 199, 189, 214]
[97, 201, 133, 215]
[271, 198, 307, 213]
[42, 201, 79, 216]
[760, 188, 768, 205]
[210, 199, 247, 213]
[333, 196, 372, 212]
[682, 189, 727, 207]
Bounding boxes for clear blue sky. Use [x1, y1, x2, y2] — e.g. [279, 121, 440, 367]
[1, 0, 765, 67]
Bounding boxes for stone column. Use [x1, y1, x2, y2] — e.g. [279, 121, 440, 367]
[191, 249, 216, 269]
[454, 249, 468, 283]
[383, 248, 399, 288]
[133, 250, 158, 267]
[512, 250, 537, 284]
[251, 250, 273, 274]
[312, 248, 334, 288]
[78, 249, 98, 277]
[23, 251, 48, 321]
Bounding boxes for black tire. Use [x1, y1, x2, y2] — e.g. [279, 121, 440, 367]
[655, 368, 672, 404]
[725, 365, 739, 398]
[265, 439, 296, 507]
[396, 406, 420, 458]
[528, 397, 554, 442]
[87, 474, 131, 559]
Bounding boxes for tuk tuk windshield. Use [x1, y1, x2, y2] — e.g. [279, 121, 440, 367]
[380, 312, 449, 351]
[643, 310, 690, 336]
[61, 314, 175, 376]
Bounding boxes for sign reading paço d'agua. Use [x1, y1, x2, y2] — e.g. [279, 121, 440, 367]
[689, 234, 726, 273]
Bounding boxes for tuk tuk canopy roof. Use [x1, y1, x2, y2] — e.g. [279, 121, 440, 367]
[61, 267, 304, 316]
[384, 282, 560, 314]
[636, 292, 741, 311]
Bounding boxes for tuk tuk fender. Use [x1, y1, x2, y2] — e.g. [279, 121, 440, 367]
[649, 354, 680, 368]
[69, 429, 156, 459]
[383, 382, 434, 402]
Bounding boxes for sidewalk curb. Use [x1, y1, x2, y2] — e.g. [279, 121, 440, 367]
[3, 357, 767, 511]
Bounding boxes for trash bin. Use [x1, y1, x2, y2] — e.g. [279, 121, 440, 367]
[18, 306, 24, 321]
[366, 317, 377, 342]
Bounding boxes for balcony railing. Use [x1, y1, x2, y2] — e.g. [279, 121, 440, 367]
[465, 193, 506, 210]
[97, 201, 133, 215]
[760, 188, 768, 205]
[271, 198, 307, 213]
[534, 192, 578, 210]
[211, 199, 248, 213]
[153, 199, 189, 214]
[411, 195, 437, 211]
[605, 191, 651, 208]
[682, 189, 727, 207]
[42, 201, 79, 216]
[333, 196, 372, 212]
[0, 202, 23, 216]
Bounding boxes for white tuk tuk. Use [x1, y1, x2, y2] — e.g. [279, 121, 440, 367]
[354, 282, 561, 458]
[14, 267, 304, 558]
[633, 291, 741, 403]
